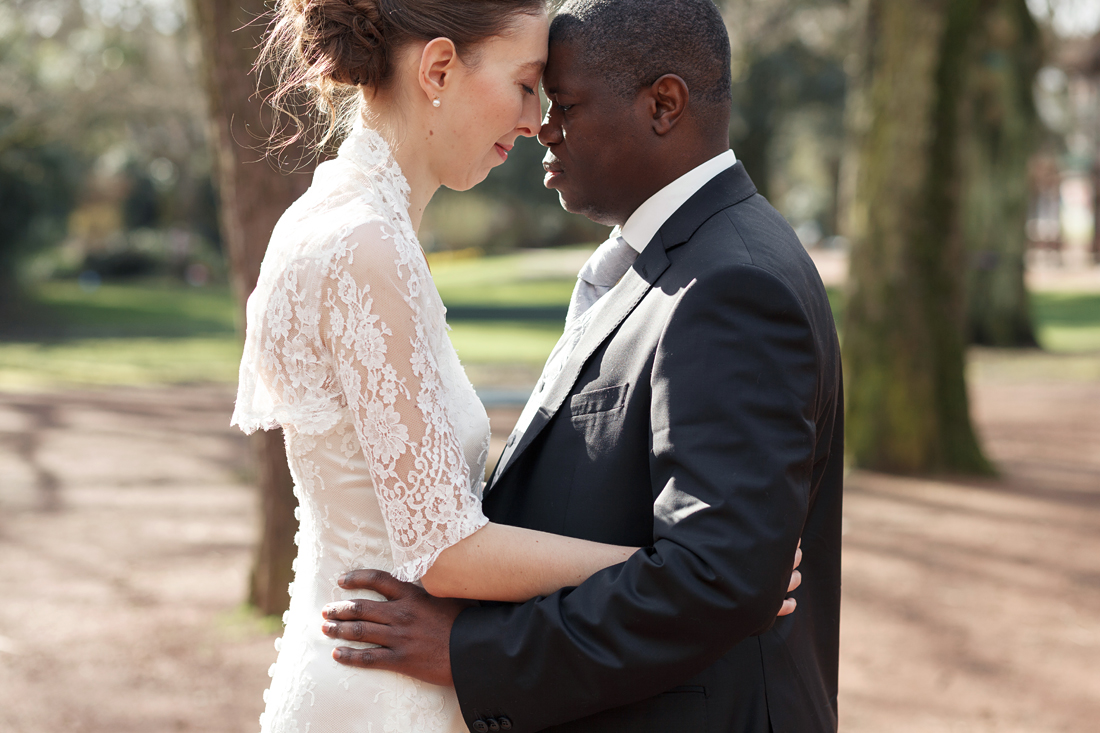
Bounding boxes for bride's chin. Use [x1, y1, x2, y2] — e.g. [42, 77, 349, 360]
[447, 169, 492, 193]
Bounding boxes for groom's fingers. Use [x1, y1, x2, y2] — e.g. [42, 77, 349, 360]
[322, 619, 392, 646]
[331, 645, 401, 671]
[788, 568, 802, 593]
[337, 569, 411, 600]
[321, 596, 405, 626]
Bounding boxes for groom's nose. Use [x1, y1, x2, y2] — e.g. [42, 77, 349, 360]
[537, 107, 563, 147]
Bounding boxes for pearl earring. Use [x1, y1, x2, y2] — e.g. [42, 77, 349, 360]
[432, 98, 441, 108]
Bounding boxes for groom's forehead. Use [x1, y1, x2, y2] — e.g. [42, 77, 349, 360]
[543, 41, 596, 92]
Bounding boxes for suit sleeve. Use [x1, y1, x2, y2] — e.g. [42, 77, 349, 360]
[449, 264, 820, 732]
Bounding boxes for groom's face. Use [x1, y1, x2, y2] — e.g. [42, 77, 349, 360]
[538, 39, 651, 226]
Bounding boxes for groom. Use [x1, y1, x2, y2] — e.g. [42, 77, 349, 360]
[322, 0, 843, 731]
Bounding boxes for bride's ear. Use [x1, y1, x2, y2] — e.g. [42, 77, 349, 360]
[418, 37, 459, 104]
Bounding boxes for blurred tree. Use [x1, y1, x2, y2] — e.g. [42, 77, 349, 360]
[0, 0, 220, 289]
[842, 0, 993, 474]
[961, 0, 1041, 347]
[190, 0, 313, 616]
[721, 0, 849, 238]
[0, 4, 85, 305]
[0, 133, 80, 307]
[730, 40, 847, 202]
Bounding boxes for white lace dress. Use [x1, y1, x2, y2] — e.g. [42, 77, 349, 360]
[232, 122, 490, 733]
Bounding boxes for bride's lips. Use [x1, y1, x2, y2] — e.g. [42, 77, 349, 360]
[494, 142, 513, 161]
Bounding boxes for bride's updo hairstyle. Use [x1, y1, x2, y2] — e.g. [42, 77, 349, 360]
[260, 0, 548, 150]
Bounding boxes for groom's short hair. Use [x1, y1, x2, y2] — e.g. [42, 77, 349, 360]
[550, 0, 733, 110]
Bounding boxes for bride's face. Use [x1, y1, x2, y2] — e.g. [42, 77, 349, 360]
[427, 12, 549, 191]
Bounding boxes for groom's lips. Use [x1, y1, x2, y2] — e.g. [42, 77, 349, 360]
[543, 158, 564, 187]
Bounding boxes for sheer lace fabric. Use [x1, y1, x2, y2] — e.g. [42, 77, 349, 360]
[233, 122, 488, 733]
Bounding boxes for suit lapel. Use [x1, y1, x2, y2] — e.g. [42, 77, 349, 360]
[488, 243, 669, 487]
[487, 162, 759, 489]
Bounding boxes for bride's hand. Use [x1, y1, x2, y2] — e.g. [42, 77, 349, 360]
[778, 540, 802, 617]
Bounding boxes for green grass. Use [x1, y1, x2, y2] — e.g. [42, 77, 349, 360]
[30, 280, 239, 337]
[0, 337, 242, 391]
[1, 256, 1097, 390]
[1031, 292, 1100, 353]
[429, 251, 577, 308]
[0, 280, 241, 390]
[448, 321, 564, 366]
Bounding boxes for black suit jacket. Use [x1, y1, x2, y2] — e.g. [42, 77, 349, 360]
[450, 164, 843, 733]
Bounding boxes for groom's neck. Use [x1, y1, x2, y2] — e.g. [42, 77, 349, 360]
[611, 136, 731, 227]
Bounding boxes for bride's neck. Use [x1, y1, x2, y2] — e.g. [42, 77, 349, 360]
[362, 94, 438, 233]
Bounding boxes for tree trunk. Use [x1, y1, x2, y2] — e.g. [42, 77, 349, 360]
[842, 0, 993, 475]
[1092, 158, 1100, 264]
[962, 0, 1040, 347]
[189, 0, 314, 615]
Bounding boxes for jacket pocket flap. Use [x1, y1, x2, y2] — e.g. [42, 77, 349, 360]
[569, 384, 628, 416]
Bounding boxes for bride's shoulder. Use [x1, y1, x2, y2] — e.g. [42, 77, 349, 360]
[276, 183, 405, 262]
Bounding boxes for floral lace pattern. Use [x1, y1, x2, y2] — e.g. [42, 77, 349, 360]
[233, 121, 489, 581]
[233, 120, 487, 733]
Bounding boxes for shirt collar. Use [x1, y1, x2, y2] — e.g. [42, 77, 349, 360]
[616, 149, 738, 254]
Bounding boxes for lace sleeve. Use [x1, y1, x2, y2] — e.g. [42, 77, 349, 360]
[320, 223, 488, 582]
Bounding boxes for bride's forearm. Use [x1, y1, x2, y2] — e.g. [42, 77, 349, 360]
[420, 522, 639, 602]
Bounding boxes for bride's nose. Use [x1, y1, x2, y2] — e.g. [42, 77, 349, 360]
[516, 92, 543, 138]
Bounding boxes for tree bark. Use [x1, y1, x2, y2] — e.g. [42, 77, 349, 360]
[961, 0, 1040, 347]
[842, 0, 993, 475]
[189, 0, 314, 615]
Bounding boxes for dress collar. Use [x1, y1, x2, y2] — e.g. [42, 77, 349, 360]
[338, 119, 413, 215]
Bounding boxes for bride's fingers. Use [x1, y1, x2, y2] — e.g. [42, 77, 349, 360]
[793, 544, 802, 570]
[777, 597, 797, 617]
[337, 569, 411, 599]
[788, 568, 802, 593]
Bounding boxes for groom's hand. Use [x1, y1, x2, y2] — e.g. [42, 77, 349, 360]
[320, 570, 474, 686]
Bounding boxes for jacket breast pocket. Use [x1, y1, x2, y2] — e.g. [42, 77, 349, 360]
[569, 384, 629, 418]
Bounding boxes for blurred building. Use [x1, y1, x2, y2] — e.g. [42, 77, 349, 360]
[1037, 30, 1100, 265]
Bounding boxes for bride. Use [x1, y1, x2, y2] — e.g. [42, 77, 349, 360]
[232, 1, 797, 731]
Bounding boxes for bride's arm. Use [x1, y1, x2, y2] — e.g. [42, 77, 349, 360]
[422, 526, 802, 607]
[421, 523, 638, 602]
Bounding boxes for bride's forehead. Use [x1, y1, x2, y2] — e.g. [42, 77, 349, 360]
[478, 11, 549, 55]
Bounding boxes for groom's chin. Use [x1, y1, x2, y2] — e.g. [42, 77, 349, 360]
[557, 195, 618, 226]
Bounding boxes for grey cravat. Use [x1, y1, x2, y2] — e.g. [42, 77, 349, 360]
[566, 234, 638, 325]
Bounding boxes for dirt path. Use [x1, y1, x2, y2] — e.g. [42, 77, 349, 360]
[0, 373, 1097, 732]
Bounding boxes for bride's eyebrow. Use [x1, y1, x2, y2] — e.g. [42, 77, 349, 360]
[517, 60, 546, 76]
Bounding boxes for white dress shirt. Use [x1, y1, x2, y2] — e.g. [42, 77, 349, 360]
[616, 148, 738, 253]
[499, 149, 740, 462]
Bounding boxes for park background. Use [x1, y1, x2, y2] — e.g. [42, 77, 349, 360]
[1, 0, 1099, 730]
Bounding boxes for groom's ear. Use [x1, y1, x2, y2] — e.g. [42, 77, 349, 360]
[647, 74, 689, 136]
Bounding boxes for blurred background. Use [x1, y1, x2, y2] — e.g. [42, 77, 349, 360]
[0, 0, 1098, 731]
